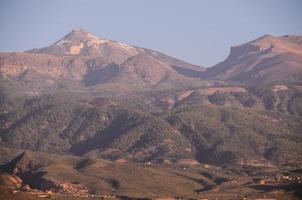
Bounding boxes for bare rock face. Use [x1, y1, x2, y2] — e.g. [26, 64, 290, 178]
[202, 35, 302, 84]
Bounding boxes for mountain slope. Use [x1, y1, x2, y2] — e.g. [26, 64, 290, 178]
[202, 35, 302, 84]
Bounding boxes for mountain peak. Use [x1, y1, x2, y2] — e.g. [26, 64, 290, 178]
[55, 29, 106, 46]
[66, 28, 97, 39]
[26, 29, 142, 57]
[70, 28, 89, 34]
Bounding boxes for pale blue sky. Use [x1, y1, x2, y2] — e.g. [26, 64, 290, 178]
[0, 0, 301, 67]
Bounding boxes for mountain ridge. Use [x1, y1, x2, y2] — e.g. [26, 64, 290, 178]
[202, 34, 302, 84]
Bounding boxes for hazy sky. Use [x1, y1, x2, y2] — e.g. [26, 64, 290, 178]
[0, 0, 301, 67]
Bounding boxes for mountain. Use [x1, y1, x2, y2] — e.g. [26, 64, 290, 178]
[28, 29, 204, 71]
[1, 30, 302, 199]
[2, 31, 301, 97]
[27, 29, 141, 63]
[0, 29, 205, 95]
[202, 35, 302, 85]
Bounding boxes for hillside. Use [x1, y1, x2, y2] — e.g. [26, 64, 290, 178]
[1, 92, 301, 167]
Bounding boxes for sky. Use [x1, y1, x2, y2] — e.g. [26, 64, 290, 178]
[0, 0, 301, 67]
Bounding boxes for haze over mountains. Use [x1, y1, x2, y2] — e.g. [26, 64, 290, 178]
[0, 29, 302, 199]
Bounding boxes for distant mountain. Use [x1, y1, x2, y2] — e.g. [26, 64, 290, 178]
[27, 29, 141, 63]
[2, 31, 301, 97]
[0, 29, 205, 95]
[202, 35, 302, 84]
[28, 29, 203, 70]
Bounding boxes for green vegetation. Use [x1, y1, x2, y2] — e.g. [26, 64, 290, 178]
[1, 88, 301, 166]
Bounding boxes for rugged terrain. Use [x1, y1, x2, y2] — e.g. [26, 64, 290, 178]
[0, 29, 301, 199]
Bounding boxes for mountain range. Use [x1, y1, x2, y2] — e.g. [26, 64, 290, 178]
[1, 29, 301, 96]
[0, 29, 302, 199]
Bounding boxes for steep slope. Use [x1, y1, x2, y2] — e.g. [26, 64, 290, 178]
[202, 35, 302, 84]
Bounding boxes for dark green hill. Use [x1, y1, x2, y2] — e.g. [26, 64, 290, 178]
[163, 105, 302, 166]
[1, 92, 301, 166]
